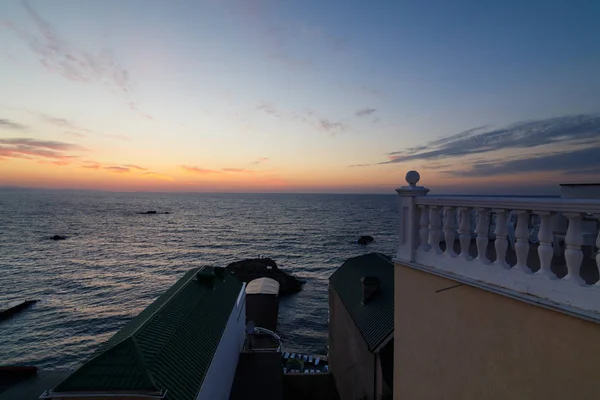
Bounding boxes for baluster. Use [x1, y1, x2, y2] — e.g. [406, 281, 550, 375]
[418, 205, 430, 251]
[536, 211, 556, 278]
[428, 206, 442, 254]
[564, 213, 586, 285]
[492, 209, 509, 269]
[474, 208, 490, 264]
[513, 211, 532, 273]
[443, 207, 457, 257]
[457, 207, 472, 261]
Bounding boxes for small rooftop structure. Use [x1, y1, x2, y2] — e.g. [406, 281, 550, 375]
[559, 183, 600, 199]
[328, 253, 394, 400]
[41, 266, 244, 400]
[246, 277, 280, 295]
[245, 277, 280, 332]
[329, 253, 394, 352]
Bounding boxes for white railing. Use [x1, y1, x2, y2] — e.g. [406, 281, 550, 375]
[395, 171, 600, 316]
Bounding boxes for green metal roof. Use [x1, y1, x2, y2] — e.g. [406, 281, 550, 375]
[329, 252, 394, 352]
[52, 267, 243, 400]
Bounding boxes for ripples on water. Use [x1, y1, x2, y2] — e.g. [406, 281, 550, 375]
[0, 191, 399, 370]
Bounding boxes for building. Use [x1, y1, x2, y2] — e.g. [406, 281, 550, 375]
[328, 252, 394, 400]
[393, 170, 600, 399]
[40, 266, 247, 400]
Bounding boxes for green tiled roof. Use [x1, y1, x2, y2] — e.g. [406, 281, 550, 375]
[53, 267, 243, 400]
[329, 252, 394, 352]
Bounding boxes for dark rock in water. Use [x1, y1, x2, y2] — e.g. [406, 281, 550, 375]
[0, 300, 38, 320]
[139, 211, 170, 215]
[357, 235, 374, 245]
[50, 235, 67, 240]
[141, 210, 157, 214]
[226, 258, 304, 296]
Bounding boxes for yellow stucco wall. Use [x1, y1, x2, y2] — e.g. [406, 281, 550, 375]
[394, 262, 600, 400]
[329, 285, 377, 400]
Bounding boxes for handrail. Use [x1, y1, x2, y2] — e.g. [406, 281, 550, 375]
[416, 195, 600, 213]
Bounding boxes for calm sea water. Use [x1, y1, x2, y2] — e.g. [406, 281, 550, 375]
[0, 191, 399, 370]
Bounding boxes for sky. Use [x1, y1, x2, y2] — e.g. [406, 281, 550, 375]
[1, 0, 599, 194]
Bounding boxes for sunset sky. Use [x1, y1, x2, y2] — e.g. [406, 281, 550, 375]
[1, 0, 599, 193]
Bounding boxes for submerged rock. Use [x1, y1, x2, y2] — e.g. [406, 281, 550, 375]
[141, 211, 157, 214]
[139, 211, 170, 215]
[226, 258, 304, 296]
[50, 235, 67, 240]
[357, 235, 374, 245]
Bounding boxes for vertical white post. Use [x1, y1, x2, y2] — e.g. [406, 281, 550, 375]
[492, 209, 509, 269]
[474, 208, 490, 264]
[395, 171, 430, 262]
[564, 212, 586, 285]
[443, 207, 457, 257]
[429, 206, 443, 254]
[535, 211, 556, 279]
[418, 205, 430, 251]
[513, 211, 532, 273]
[457, 207, 472, 261]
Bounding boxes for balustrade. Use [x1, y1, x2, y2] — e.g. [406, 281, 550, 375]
[395, 170, 600, 315]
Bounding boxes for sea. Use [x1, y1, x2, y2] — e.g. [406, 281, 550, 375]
[0, 191, 399, 370]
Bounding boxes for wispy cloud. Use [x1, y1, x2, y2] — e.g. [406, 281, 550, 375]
[181, 165, 221, 174]
[449, 147, 600, 177]
[182, 165, 255, 174]
[233, 0, 345, 70]
[355, 108, 376, 117]
[222, 168, 249, 173]
[4, 2, 132, 93]
[384, 115, 600, 164]
[0, 137, 83, 164]
[32, 111, 129, 141]
[104, 166, 130, 173]
[0, 119, 27, 130]
[318, 118, 348, 134]
[256, 102, 280, 117]
[142, 171, 173, 180]
[361, 114, 600, 178]
[82, 163, 101, 169]
[124, 164, 147, 171]
[252, 157, 269, 164]
[3, 3, 153, 121]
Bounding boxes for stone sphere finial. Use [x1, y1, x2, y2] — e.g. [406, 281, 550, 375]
[405, 170, 420, 187]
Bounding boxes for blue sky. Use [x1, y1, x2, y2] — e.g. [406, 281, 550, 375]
[1, 0, 599, 193]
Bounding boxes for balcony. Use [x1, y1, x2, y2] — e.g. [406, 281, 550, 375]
[394, 171, 600, 320]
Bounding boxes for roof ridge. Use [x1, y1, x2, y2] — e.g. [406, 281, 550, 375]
[130, 336, 160, 391]
[372, 252, 393, 265]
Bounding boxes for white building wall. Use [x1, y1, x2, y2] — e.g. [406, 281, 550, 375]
[196, 283, 247, 400]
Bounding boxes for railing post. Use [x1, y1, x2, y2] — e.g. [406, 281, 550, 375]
[513, 210, 532, 273]
[418, 205, 431, 251]
[429, 206, 443, 255]
[443, 207, 457, 257]
[474, 208, 490, 264]
[564, 212, 586, 285]
[492, 209, 509, 269]
[457, 207, 472, 261]
[535, 211, 556, 279]
[395, 171, 430, 262]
